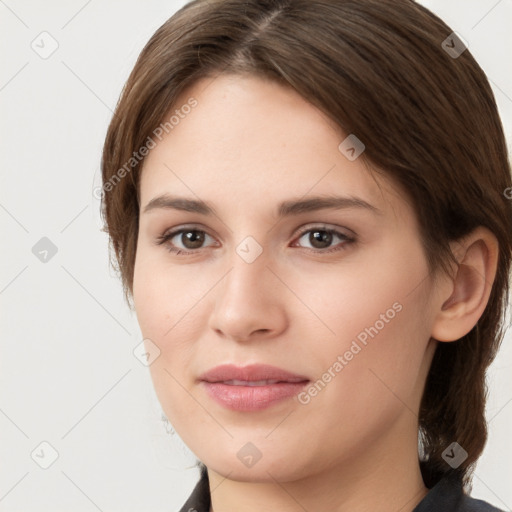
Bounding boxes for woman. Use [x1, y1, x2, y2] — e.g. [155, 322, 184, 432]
[100, 0, 511, 510]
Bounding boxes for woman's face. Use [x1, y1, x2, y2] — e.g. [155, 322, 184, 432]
[133, 74, 439, 482]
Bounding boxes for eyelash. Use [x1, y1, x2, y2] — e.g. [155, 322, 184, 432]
[154, 225, 356, 256]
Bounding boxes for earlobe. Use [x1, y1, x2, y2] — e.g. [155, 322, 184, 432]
[431, 227, 499, 343]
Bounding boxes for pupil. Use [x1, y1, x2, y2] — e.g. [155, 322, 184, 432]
[184, 231, 204, 249]
[311, 230, 332, 248]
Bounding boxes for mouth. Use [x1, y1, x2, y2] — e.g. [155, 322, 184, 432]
[199, 364, 310, 411]
[220, 379, 304, 386]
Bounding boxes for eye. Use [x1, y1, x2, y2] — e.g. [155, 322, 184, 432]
[155, 227, 216, 255]
[292, 226, 355, 253]
[154, 225, 355, 255]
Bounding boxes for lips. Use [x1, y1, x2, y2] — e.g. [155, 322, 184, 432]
[199, 363, 310, 384]
[199, 364, 310, 411]
[222, 379, 286, 386]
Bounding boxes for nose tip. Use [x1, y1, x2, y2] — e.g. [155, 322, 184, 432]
[208, 253, 287, 342]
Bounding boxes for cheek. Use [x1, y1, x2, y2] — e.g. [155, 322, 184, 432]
[132, 250, 218, 413]
[293, 243, 426, 349]
[133, 247, 207, 339]
[295, 238, 431, 390]
[133, 253, 208, 439]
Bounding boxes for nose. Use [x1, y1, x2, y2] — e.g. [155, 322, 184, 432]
[208, 244, 288, 343]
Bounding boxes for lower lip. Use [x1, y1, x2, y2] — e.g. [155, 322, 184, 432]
[201, 381, 309, 411]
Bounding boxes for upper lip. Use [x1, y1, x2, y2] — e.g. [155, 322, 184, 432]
[199, 364, 310, 383]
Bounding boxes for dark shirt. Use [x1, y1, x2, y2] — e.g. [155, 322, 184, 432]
[178, 467, 505, 512]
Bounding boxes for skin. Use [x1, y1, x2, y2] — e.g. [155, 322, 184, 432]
[132, 74, 499, 511]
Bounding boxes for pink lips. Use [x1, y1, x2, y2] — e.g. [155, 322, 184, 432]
[199, 364, 310, 411]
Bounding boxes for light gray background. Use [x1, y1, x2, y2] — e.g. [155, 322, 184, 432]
[1, 1, 511, 511]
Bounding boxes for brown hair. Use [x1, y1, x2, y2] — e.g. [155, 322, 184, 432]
[100, 0, 512, 489]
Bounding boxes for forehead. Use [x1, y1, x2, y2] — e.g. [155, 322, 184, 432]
[139, 74, 405, 220]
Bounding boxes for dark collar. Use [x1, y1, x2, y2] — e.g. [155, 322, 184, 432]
[178, 466, 211, 512]
[178, 469, 503, 512]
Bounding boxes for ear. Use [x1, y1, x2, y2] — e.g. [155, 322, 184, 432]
[430, 226, 499, 342]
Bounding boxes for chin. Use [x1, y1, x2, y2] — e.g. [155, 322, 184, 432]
[203, 450, 312, 483]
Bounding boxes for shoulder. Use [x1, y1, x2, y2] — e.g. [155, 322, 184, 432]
[413, 476, 505, 512]
[458, 494, 505, 512]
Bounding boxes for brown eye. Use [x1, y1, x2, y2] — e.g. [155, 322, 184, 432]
[155, 229, 215, 254]
[155, 225, 355, 256]
[294, 227, 354, 253]
[306, 230, 334, 249]
[177, 230, 206, 249]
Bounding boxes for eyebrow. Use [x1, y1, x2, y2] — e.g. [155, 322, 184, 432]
[142, 193, 382, 217]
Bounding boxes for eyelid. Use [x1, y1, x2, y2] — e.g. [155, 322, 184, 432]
[293, 222, 355, 238]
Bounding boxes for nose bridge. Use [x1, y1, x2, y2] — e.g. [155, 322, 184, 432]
[221, 236, 271, 306]
[209, 235, 284, 339]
